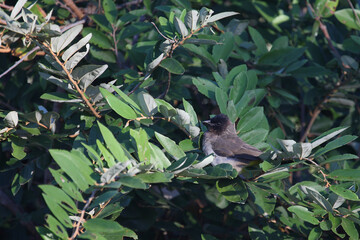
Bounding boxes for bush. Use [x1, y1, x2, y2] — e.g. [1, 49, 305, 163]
[0, 0, 360, 239]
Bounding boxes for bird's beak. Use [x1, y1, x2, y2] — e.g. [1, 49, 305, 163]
[202, 120, 211, 126]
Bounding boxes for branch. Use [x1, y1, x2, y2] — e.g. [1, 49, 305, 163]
[0, 46, 40, 79]
[63, 0, 84, 19]
[0, 190, 41, 239]
[70, 190, 97, 240]
[304, 157, 331, 188]
[42, 42, 101, 118]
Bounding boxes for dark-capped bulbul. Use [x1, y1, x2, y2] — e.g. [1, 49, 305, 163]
[202, 114, 262, 173]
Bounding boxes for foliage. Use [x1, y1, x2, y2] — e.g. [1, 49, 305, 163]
[0, 0, 360, 239]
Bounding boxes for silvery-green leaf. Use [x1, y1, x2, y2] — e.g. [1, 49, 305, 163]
[0, 9, 11, 23]
[72, 64, 108, 90]
[44, 9, 53, 24]
[146, 53, 164, 72]
[159, 40, 172, 54]
[62, 33, 92, 62]
[65, 44, 90, 70]
[41, 112, 60, 131]
[39, 61, 63, 75]
[227, 19, 249, 35]
[300, 186, 333, 213]
[311, 127, 348, 149]
[39, 72, 75, 93]
[23, 111, 42, 123]
[10, 0, 27, 18]
[85, 86, 102, 103]
[277, 139, 296, 154]
[184, 38, 219, 45]
[293, 143, 312, 159]
[101, 161, 129, 183]
[174, 109, 191, 126]
[51, 24, 83, 53]
[193, 155, 214, 169]
[218, 59, 228, 78]
[137, 92, 158, 116]
[207, 11, 239, 23]
[185, 10, 199, 31]
[174, 17, 189, 37]
[4, 111, 18, 128]
[198, 7, 214, 26]
[188, 125, 200, 138]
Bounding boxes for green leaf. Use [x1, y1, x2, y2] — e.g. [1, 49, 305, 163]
[229, 72, 247, 103]
[45, 214, 68, 239]
[308, 226, 322, 240]
[82, 27, 113, 49]
[335, 9, 360, 30]
[215, 87, 228, 114]
[216, 178, 248, 203]
[136, 172, 174, 183]
[100, 87, 137, 119]
[314, 135, 357, 157]
[84, 218, 138, 239]
[148, 143, 172, 169]
[155, 132, 186, 160]
[97, 139, 116, 167]
[330, 185, 359, 201]
[40, 92, 81, 103]
[248, 26, 267, 56]
[342, 218, 359, 240]
[117, 176, 148, 189]
[10, 136, 26, 160]
[247, 183, 275, 215]
[102, 0, 117, 24]
[159, 58, 185, 75]
[192, 77, 217, 100]
[288, 205, 320, 225]
[49, 169, 84, 202]
[328, 169, 360, 181]
[212, 32, 235, 62]
[98, 121, 127, 163]
[89, 46, 116, 63]
[137, 91, 158, 116]
[320, 154, 358, 165]
[237, 107, 264, 133]
[300, 186, 333, 213]
[49, 149, 95, 191]
[183, 98, 198, 125]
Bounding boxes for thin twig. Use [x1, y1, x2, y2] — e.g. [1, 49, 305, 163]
[0, 3, 13, 11]
[0, 46, 40, 79]
[70, 190, 97, 240]
[42, 42, 101, 118]
[346, 0, 360, 28]
[118, 0, 143, 9]
[157, 71, 171, 99]
[304, 157, 331, 187]
[128, 23, 207, 95]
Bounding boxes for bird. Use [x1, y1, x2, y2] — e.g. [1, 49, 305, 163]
[202, 114, 262, 173]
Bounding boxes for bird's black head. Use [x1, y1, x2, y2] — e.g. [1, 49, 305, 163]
[203, 114, 234, 135]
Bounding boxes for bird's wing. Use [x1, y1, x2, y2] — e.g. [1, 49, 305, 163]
[212, 134, 262, 159]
